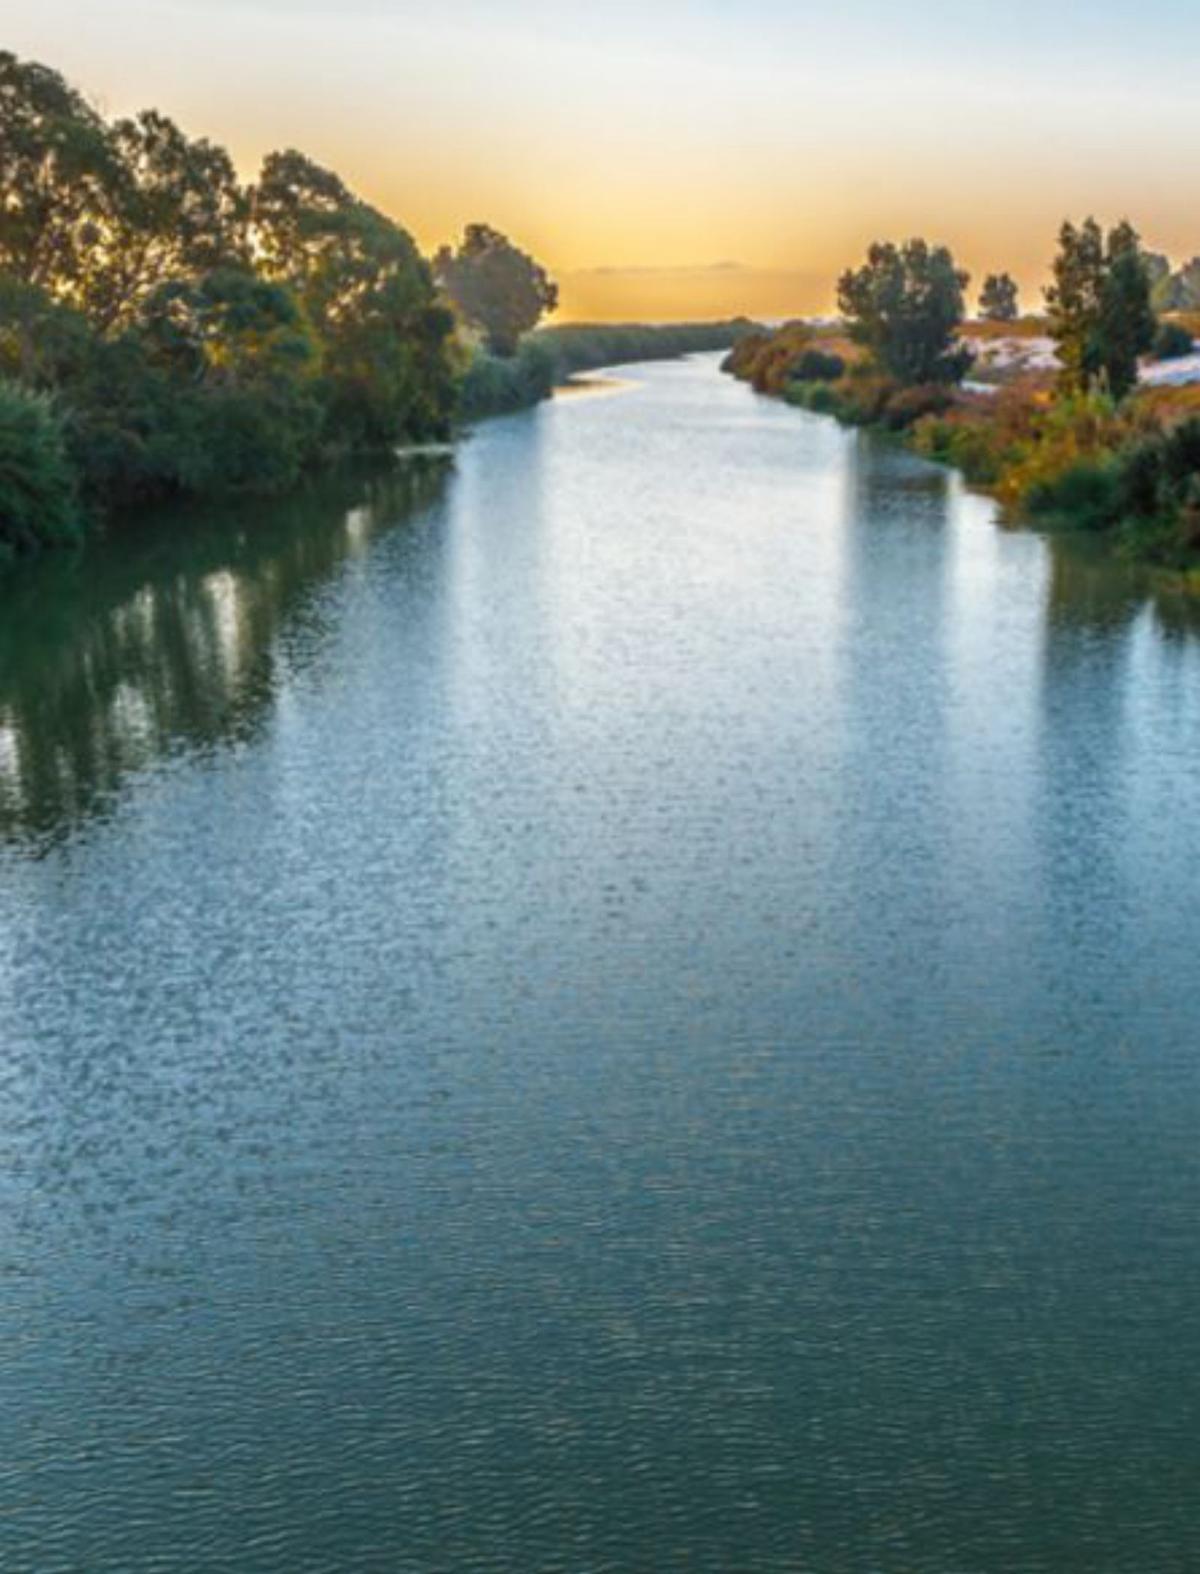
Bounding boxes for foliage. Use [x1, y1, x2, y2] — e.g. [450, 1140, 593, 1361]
[458, 340, 558, 419]
[786, 381, 842, 416]
[1023, 459, 1119, 530]
[1147, 255, 1200, 313]
[790, 348, 846, 383]
[84, 111, 250, 333]
[137, 267, 324, 491]
[253, 150, 457, 449]
[879, 383, 957, 429]
[0, 378, 80, 557]
[979, 273, 1020, 322]
[0, 51, 123, 308]
[1113, 418, 1200, 526]
[721, 322, 813, 392]
[0, 47, 482, 556]
[435, 224, 558, 357]
[721, 227, 1200, 571]
[789, 374, 951, 429]
[721, 322, 852, 394]
[1152, 321, 1195, 361]
[1045, 218, 1157, 400]
[837, 239, 973, 386]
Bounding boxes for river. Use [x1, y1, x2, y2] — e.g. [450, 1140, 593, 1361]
[4, 354, 1200, 1572]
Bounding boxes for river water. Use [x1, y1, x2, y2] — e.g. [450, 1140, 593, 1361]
[4, 355, 1200, 1572]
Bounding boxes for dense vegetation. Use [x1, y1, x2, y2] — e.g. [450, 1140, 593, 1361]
[0, 49, 466, 557]
[724, 221, 1200, 574]
[0, 49, 759, 567]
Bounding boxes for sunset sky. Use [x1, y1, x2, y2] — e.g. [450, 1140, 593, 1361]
[8, 0, 1200, 320]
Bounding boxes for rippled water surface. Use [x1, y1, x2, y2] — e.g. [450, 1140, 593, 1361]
[4, 357, 1200, 1572]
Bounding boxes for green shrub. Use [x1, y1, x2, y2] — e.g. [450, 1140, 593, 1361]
[1111, 417, 1200, 525]
[911, 415, 1012, 485]
[0, 379, 81, 554]
[787, 382, 843, 415]
[1024, 458, 1119, 530]
[1153, 322, 1195, 361]
[458, 339, 557, 420]
[789, 348, 845, 383]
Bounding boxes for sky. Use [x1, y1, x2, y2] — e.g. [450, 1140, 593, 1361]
[8, 0, 1200, 320]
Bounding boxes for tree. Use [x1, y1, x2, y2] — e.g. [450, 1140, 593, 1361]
[1147, 255, 1200, 314]
[81, 111, 249, 333]
[0, 51, 123, 306]
[837, 239, 971, 385]
[1045, 218, 1156, 400]
[253, 150, 457, 445]
[0, 51, 469, 536]
[1173, 258, 1200, 310]
[979, 272, 1019, 322]
[434, 224, 558, 357]
[0, 53, 251, 337]
[138, 267, 317, 389]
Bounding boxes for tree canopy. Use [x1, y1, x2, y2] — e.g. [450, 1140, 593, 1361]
[253, 150, 456, 446]
[837, 239, 972, 385]
[0, 51, 123, 308]
[0, 48, 490, 549]
[434, 224, 558, 357]
[979, 272, 1019, 323]
[1045, 218, 1156, 400]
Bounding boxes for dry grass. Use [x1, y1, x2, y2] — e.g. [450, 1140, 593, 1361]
[1134, 383, 1200, 422]
[962, 315, 1049, 341]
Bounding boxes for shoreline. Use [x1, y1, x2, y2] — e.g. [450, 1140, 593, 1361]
[723, 322, 1200, 589]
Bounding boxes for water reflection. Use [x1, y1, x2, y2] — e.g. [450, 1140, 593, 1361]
[831, 434, 959, 1032]
[6, 360, 1200, 1573]
[1043, 529, 1200, 641]
[0, 463, 449, 846]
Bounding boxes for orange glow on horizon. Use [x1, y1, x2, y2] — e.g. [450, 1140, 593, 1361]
[8, 2, 1200, 325]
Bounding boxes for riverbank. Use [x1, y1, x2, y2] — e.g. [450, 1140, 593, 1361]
[723, 320, 1200, 581]
[458, 319, 760, 420]
[0, 317, 758, 576]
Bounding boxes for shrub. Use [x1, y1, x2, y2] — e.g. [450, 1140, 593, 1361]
[1024, 458, 1119, 530]
[880, 383, 956, 430]
[0, 379, 81, 555]
[458, 340, 557, 420]
[785, 381, 847, 417]
[1152, 322, 1195, 362]
[911, 412, 1014, 486]
[722, 322, 815, 393]
[1111, 417, 1200, 523]
[789, 348, 845, 384]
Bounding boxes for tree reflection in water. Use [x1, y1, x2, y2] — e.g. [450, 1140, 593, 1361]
[0, 461, 449, 846]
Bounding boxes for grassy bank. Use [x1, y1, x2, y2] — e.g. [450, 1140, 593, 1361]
[460, 318, 761, 421]
[724, 321, 1200, 575]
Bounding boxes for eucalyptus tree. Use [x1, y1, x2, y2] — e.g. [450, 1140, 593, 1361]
[434, 224, 559, 357]
[82, 111, 250, 333]
[253, 151, 457, 445]
[0, 51, 123, 307]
